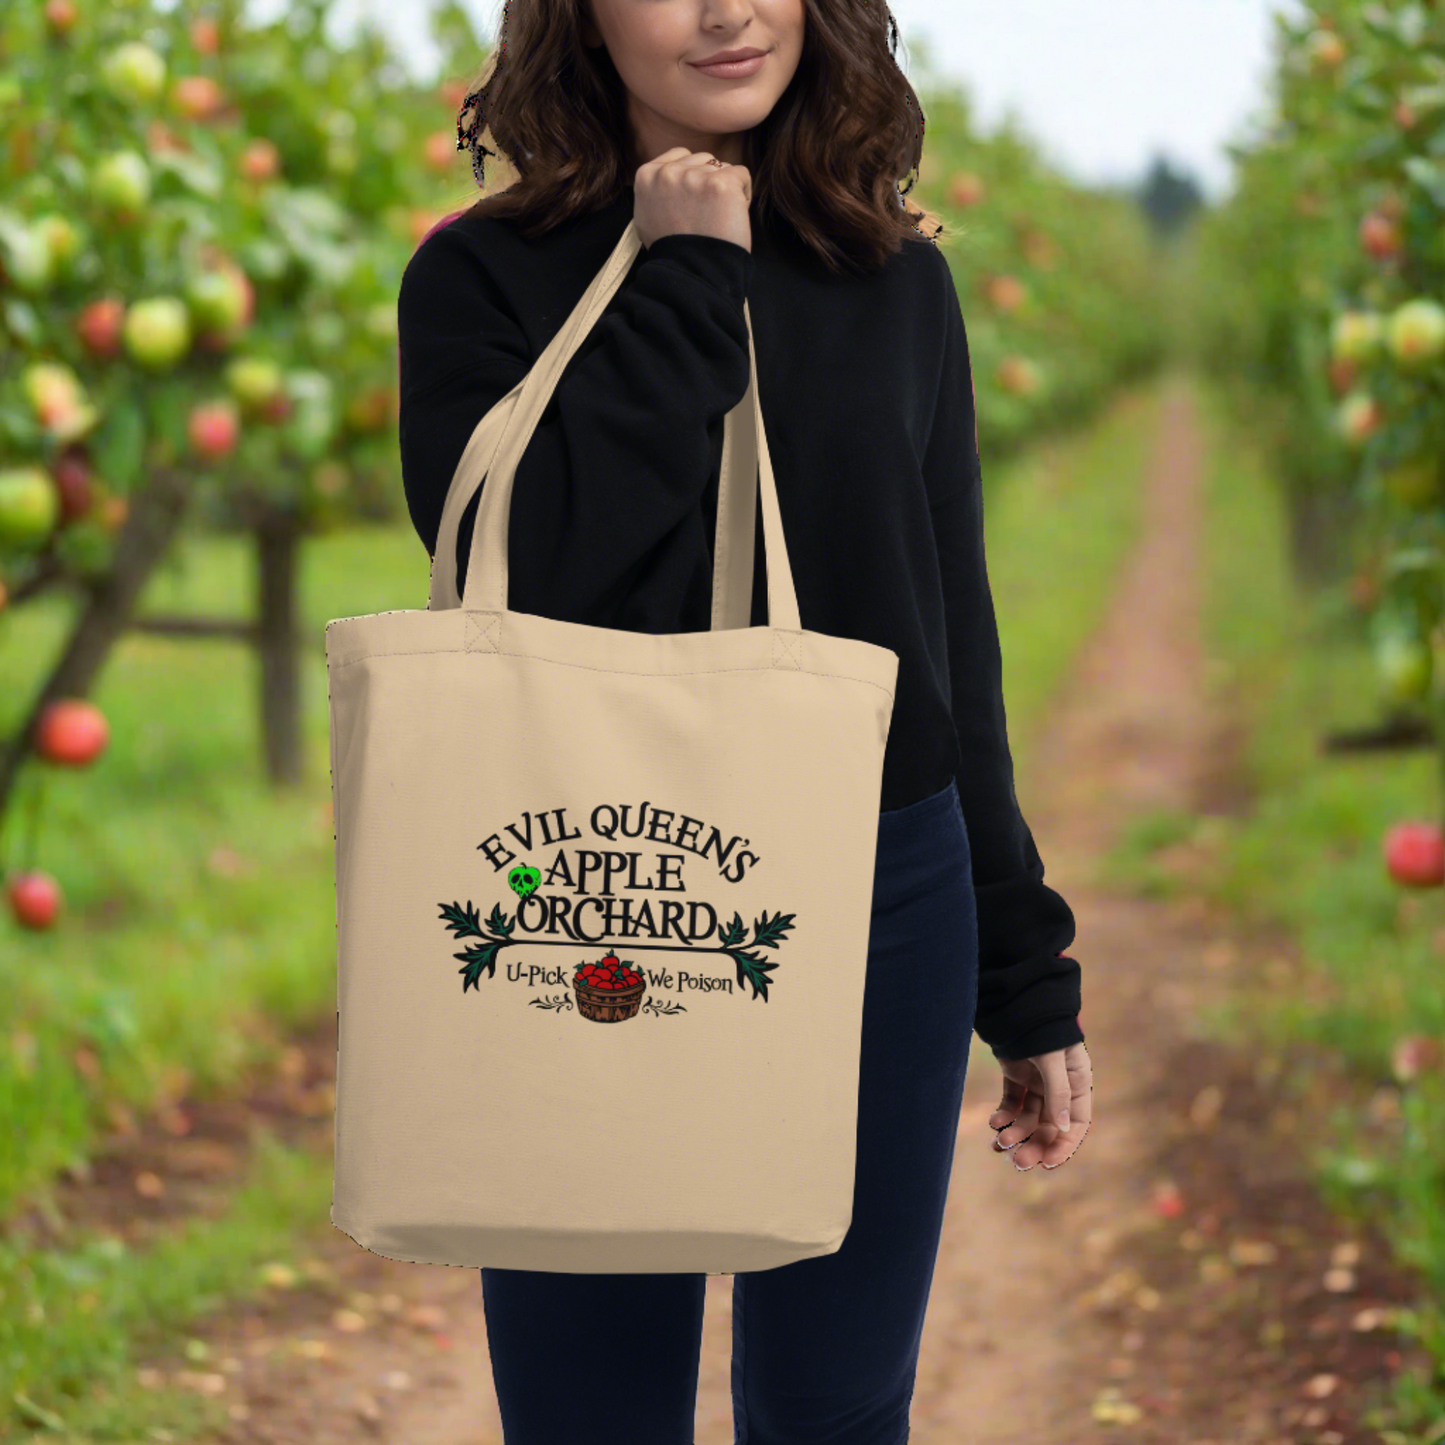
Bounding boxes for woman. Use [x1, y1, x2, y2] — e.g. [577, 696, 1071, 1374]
[396, 0, 1094, 1434]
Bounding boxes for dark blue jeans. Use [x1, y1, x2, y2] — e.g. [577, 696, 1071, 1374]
[481, 777, 979, 1445]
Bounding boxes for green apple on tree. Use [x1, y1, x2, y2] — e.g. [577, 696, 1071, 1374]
[34, 215, 80, 270]
[19, 361, 100, 443]
[1336, 392, 1383, 449]
[100, 40, 166, 105]
[123, 296, 192, 369]
[1330, 309, 1385, 364]
[186, 265, 251, 332]
[92, 150, 152, 215]
[1376, 627, 1432, 703]
[225, 356, 284, 410]
[0, 218, 57, 293]
[1387, 298, 1445, 371]
[0, 467, 61, 551]
[1380, 454, 1443, 508]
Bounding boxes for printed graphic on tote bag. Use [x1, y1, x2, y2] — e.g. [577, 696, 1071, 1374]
[435, 801, 796, 1024]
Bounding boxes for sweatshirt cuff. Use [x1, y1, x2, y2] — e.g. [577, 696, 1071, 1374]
[988, 1013, 1084, 1062]
[641, 233, 753, 307]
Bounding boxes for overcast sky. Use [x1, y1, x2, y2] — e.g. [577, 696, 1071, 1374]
[293, 0, 1308, 202]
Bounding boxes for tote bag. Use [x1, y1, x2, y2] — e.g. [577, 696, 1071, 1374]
[325, 216, 900, 1274]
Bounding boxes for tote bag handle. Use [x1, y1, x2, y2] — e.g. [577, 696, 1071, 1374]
[427, 218, 800, 633]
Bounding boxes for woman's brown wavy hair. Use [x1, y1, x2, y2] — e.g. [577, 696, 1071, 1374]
[453, 0, 945, 278]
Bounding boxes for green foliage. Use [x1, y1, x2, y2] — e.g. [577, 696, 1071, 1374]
[0, 0, 490, 587]
[908, 82, 1170, 463]
[1189, 0, 1445, 631]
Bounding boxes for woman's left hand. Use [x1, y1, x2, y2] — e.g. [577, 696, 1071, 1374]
[989, 1040, 1092, 1170]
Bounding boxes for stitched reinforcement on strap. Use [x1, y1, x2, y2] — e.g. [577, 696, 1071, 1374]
[771, 629, 803, 671]
[464, 610, 502, 654]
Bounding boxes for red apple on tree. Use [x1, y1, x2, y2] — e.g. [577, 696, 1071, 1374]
[345, 386, 394, 433]
[44, 0, 79, 34]
[6, 871, 62, 930]
[423, 131, 457, 172]
[188, 399, 241, 459]
[1360, 210, 1403, 262]
[997, 355, 1042, 396]
[947, 172, 986, 207]
[52, 448, 94, 523]
[146, 119, 190, 156]
[1337, 392, 1382, 449]
[1384, 821, 1445, 887]
[1305, 28, 1346, 72]
[190, 16, 221, 54]
[1326, 356, 1357, 395]
[34, 699, 109, 766]
[240, 138, 281, 183]
[172, 75, 226, 120]
[985, 274, 1028, 313]
[76, 296, 127, 358]
[1391, 1034, 1443, 1082]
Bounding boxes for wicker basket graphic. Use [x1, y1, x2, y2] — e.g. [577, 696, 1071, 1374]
[572, 955, 647, 1021]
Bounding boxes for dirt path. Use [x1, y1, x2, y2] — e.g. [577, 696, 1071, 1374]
[115, 373, 1423, 1444]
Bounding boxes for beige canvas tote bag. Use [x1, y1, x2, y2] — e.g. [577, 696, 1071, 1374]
[325, 215, 900, 1274]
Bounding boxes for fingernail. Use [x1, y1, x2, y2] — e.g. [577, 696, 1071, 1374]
[1057, 1113, 1071, 1133]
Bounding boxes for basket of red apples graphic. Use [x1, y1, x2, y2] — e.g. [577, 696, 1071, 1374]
[573, 952, 646, 1022]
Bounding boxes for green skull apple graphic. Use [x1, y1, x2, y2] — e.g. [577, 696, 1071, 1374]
[508, 863, 540, 900]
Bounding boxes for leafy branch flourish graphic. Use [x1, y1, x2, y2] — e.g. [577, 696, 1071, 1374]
[436, 901, 796, 1001]
[438, 900, 514, 993]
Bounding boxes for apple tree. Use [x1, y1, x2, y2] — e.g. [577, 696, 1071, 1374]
[1192, 0, 1445, 885]
[0, 0, 491, 920]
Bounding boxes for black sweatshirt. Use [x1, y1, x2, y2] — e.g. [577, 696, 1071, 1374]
[395, 185, 1084, 1062]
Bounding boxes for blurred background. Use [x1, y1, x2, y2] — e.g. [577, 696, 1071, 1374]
[4, 0, 1445, 1440]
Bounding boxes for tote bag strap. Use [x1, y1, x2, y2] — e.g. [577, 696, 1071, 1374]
[428, 218, 800, 633]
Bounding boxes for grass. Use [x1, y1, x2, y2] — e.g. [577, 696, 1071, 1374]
[0, 383, 1158, 1439]
[1, 1133, 324, 1443]
[985, 381, 1155, 788]
[1102, 376, 1445, 1432]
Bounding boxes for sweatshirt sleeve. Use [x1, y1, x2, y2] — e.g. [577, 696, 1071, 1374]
[396, 219, 754, 628]
[922, 260, 1086, 1063]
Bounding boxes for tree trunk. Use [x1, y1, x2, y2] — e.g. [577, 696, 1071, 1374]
[0, 465, 193, 821]
[255, 510, 304, 788]
[1285, 480, 1352, 590]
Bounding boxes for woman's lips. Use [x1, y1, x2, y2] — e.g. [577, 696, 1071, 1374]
[690, 51, 767, 78]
